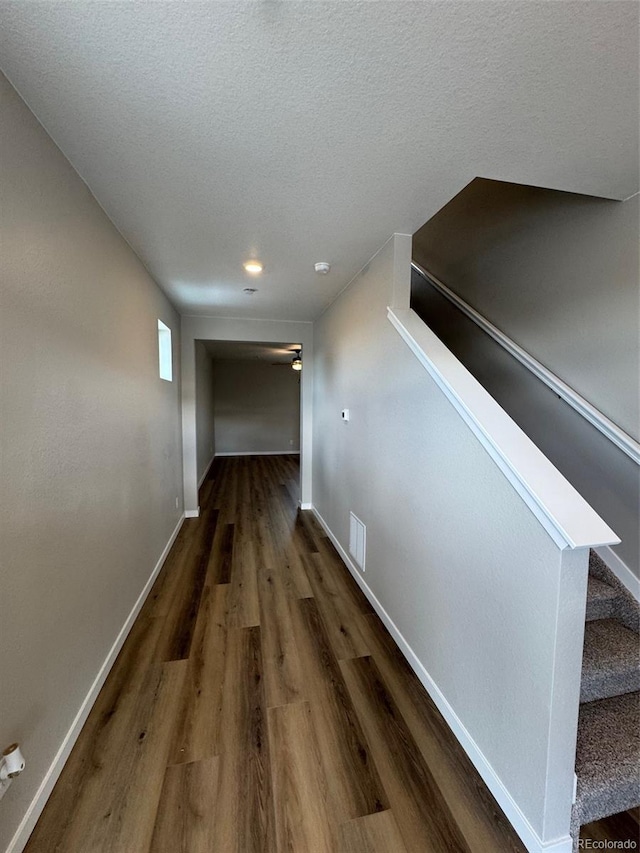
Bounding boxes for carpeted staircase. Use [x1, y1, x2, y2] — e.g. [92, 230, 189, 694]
[571, 551, 640, 848]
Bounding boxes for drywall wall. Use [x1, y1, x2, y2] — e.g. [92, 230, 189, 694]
[212, 359, 300, 454]
[195, 341, 216, 483]
[181, 316, 313, 514]
[0, 73, 183, 852]
[413, 179, 640, 442]
[312, 235, 589, 848]
[412, 271, 639, 579]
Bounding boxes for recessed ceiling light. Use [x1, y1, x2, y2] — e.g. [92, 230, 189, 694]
[243, 260, 263, 274]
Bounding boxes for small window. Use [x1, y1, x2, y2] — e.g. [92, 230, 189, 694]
[158, 320, 172, 381]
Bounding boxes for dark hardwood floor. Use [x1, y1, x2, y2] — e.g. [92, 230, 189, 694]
[24, 455, 637, 852]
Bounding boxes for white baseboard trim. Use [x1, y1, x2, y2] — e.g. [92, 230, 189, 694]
[310, 504, 572, 853]
[595, 545, 640, 602]
[214, 450, 300, 457]
[185, 508, 200, 518]
[299, 502, 313, 510]
[6, 513, 186, 853]
[197, 453, 216, 488]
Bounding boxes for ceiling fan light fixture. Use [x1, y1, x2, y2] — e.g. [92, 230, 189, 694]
[291, 356, 302, 371]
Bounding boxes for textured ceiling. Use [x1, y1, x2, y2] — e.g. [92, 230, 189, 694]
[0, 1, 638, 320]
[202, 340, 301, 363]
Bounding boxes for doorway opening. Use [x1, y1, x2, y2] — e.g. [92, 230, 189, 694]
[194, 339, 303, 499]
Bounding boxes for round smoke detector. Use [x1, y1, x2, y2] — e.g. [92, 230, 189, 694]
[314, 262, 331, 275]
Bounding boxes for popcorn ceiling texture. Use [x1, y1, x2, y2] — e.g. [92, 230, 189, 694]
[0, 1, 637, 321]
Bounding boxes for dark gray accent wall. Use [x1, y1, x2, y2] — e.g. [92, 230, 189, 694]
[411, 269, 639, 578]
[413, 179, 639, 442]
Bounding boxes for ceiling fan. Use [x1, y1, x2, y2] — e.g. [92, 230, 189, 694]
[272, 347, 302, 371]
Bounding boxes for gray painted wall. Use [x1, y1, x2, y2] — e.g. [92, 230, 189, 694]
[195, 341, 216, 483]
[180, 315, 313, 514]
[312, 236, 587, 844]
[212, 359, 300, 454]
[411, 271, 640, 578]
[0, 73, 184, 851]
[413, 179, 640, 441]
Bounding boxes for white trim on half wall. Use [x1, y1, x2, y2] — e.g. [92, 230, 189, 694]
[387, 306, 619, 552]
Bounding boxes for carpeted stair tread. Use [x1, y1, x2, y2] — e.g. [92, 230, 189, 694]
[581, 619, 640, 703]
[575, 692, 640, 826]
[588, 551, 640, 632]
[586, 577, 620, 622]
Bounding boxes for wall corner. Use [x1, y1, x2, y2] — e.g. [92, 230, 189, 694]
[391, 232, 413, 310]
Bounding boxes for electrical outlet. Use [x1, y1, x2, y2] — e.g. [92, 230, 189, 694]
[0, 744, 25, 800]
[175, 497, 179, 509]
[289, 439, 294, 446]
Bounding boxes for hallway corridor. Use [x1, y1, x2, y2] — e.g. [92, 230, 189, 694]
[23, 456, 529, 852]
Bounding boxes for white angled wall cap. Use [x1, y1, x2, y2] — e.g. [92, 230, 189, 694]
[314, 262, 331, 275]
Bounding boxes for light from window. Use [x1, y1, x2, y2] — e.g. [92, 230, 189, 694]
[158, 320, 172, 381]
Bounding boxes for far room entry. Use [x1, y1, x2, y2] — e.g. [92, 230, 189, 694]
[194, 339, 303, 494]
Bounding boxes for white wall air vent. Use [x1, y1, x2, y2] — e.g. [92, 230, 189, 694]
[349, 512, 366, 571]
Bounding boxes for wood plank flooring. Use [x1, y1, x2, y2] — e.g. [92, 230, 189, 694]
[23, 456, 635, 852]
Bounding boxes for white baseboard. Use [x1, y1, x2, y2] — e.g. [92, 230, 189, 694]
[185, 508, 200, 518]
[310, 504, 572, 853]
[214, 450, 300, 457]
[197, 453, 216, 488]
[6, 513, 186, 853]
[595, 545, 640, 602]
[299, 502, 313, 510]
